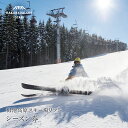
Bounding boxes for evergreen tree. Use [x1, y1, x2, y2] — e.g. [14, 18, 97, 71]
[15, 17, 26, 67]
[22, 16, 30, 66]
[2, 4, 18, 69]
[0, 10, 4, 69]
[60, 24, 68, 61]
[38, 21, 48, 64]
[46, 18, 56, 63]
[29, 15, 38, 66]
[0, 11, 3, 52]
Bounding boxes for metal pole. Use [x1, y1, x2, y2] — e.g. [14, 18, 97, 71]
[56, 17, 61, 63]
[5, 43, 9, 69]
[116, 42, 118, 52]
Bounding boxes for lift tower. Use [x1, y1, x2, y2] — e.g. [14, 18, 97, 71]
[47, 7, 67, 63]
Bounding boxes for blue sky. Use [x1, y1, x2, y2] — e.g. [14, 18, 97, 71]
[0, 0, 128, 44]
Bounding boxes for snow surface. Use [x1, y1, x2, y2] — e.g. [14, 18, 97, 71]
[0, 50, 128, 128]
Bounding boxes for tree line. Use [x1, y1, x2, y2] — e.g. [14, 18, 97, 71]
[0, 4, 127, 70]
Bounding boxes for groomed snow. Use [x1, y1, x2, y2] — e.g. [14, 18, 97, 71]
[0, 50, 128, 128]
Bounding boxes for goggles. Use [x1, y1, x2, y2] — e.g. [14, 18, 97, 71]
[74, 61, 80, 64]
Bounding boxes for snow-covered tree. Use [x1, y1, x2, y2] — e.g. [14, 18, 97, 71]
[45, 18, 56, 63]
[29, 15, 38, 66]
[2, 4, 18, 69]
[0, 12, 3, 52]
[37, 21, 48, 64]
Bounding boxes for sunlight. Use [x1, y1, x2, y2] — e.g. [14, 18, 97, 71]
[96, 0, 113, 11]
[92, 0, 116, 20]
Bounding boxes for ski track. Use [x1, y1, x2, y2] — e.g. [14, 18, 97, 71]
[0, 51, 128, 128]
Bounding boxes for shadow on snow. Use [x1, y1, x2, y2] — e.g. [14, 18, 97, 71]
[0, 94, 128, 126]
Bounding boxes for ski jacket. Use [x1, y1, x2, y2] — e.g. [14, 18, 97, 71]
[68, 64, 87, 77]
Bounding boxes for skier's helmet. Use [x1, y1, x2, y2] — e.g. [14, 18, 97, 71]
[74, 57, 81, 63]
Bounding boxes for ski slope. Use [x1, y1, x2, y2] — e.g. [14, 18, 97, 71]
[0, 50, 128, 128]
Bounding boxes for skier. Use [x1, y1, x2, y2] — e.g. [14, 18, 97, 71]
[65, 57, 87, 80]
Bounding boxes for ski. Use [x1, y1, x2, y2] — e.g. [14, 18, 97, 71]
[21, 94, 40, 97]
[22, 83, 56, 92]
[21, 83, 92, 95]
